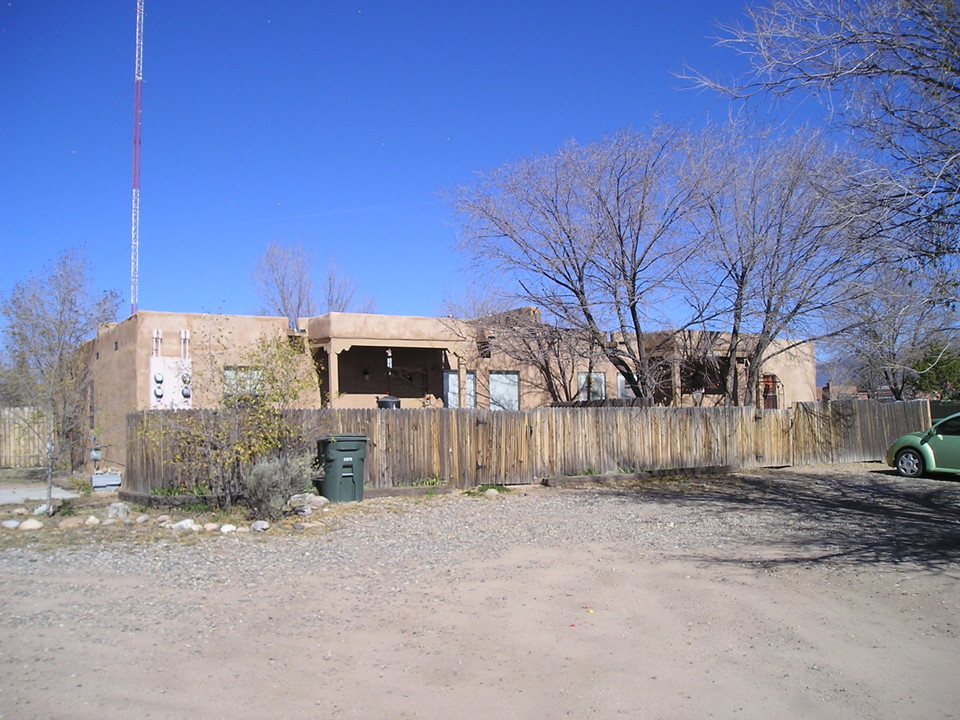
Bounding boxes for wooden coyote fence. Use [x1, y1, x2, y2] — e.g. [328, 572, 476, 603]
[791, 400, 930, 465]
[0, 407, 48, 469]
[125, 400, 930, 494]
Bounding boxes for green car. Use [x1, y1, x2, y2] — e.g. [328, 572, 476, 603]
[885, 412, 960, 478]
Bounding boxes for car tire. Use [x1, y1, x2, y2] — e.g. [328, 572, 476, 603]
[895, 448, 925, 478]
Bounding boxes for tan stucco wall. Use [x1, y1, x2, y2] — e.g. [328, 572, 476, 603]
[86, 315, 142, 468]
[763, 340, 817, 407]
[306, 312, 463, 346]
[142, 312, 319, 408]
[87, 311, 324, 467]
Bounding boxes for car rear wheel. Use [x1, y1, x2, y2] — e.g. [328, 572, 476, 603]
[895, 448, 924, 478]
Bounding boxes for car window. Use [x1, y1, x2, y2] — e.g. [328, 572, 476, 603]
[934, 418, 960, 436]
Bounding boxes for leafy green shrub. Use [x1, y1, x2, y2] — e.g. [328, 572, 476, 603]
[240, 455, 315, 521]
[69, 476, 92, 496]
[411, 475, 445, 487]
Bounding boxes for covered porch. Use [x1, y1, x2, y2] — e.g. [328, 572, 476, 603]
[304, 312, 471, 409]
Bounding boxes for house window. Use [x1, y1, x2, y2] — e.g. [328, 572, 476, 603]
[616, 374, 634, 399]
[577, 372, 606, 401]
[443, 371, 477, 409]
[443, 371, 457, 407]
[489, 371, 519, 411]
[762, 374, 780, 409]
[223, 366, 264, 405]
[681, 356, 729, 395]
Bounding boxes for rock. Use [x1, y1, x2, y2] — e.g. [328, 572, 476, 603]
[102, 518, 117, 526]
[290, 493, 329, 508]
[135, 514, 150, 524]
[107, 502, 130, 519]
[19, 518, 43, 530]
[236, 526, 250, 533]
[203, 523, 219, 532]
[2, 519, 21, 529]
[156, 514, 171, 525]
[250, 520, 270, 532]
[220, 524, 237, 534]
[12, 507, 28, 515]
[58, 517, 84, 529]
[170, 519, 196, 532]
[32, 504, 52, 515]
[293, 504, 314, 517]
[84, 516, 100, 526]
[483, 488, 500, 498]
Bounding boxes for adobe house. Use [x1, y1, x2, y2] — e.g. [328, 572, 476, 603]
[85, 310, 485, 468]
[83, 309, 816, 470]
[638, 329, 817, 410]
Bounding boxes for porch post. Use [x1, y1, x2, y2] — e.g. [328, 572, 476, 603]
[326, 340, 341, 403]
[671, 360, 681, 407]
[457, 356, 467, 409]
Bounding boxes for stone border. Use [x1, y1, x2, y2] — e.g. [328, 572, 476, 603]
[120, 484, 454, 508]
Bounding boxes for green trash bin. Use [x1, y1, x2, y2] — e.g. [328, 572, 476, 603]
[317, 434, 368, 502]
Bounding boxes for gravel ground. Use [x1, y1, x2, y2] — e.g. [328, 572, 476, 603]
[2, 463, 960, 719]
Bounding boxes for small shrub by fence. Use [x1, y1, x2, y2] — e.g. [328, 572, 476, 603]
[0, 407, 48, 469]
[124, 400, 930, 494]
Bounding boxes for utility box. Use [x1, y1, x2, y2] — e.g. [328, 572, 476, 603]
[91, 472, 122, 491]
[316, 435, 368, 502]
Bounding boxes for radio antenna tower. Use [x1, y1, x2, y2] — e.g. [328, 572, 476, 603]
[130, 0, 144, 315]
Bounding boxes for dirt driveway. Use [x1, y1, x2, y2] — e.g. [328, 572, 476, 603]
[1, 462, 959, 719]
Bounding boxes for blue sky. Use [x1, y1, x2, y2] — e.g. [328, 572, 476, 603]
[2, 0, 760, 320]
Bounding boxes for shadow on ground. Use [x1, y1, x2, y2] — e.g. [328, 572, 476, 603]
[609, 466, 960, 571]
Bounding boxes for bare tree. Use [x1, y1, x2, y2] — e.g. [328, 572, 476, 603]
[0, 349, 32, 406]
[0, 248, 120, 508]
[480, 310, 601, 404]
[909, 340, 960, 400]
[824, 265, 958, 399]
[253, 241, 316, 328]
[687, 0, 960, 241]
[680, 124, 882, 406]
[322, 259, 376, 314]
[446, 297, 603, 403]
[452, 126, 707, 402]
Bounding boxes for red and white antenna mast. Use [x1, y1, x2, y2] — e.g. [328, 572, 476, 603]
[130, 0, 144, 315]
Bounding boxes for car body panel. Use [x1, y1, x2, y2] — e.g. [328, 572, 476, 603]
[885, 412, 960, 477]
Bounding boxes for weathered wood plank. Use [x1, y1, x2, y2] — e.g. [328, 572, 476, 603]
[0, 407, 48, 468]
[124, 400, 932, 492]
